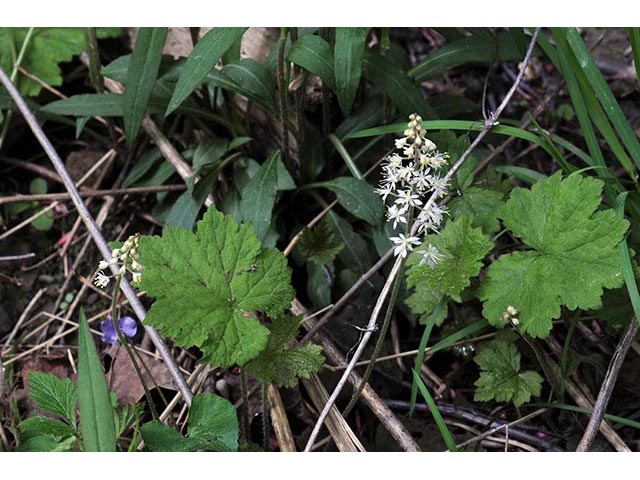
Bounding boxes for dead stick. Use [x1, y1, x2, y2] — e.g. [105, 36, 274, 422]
[302, 27, 541, 452]
[0, 184, 186, 205]
[0, 66, 193, 405]
[576, 320, 639, 452]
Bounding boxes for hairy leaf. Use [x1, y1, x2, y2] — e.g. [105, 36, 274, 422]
[297, 217, 344, 265]
[245, 314, 324, 388]
[479, 172, 629, 338]
[449, 188, 505, 235]
[141, 393, 238, 452]
[138, 208, 294, 367]
[406, 216, 493, 324]
[19, 416, 76, 443]
[0, 28, 120, 97]
[474, 340, 543, 407]
[27, 371, 77, 427]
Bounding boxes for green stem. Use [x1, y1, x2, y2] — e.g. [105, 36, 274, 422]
[110, 274, 159, 420]
[0, 27, 35, 152]
[277, 28, 291, 167]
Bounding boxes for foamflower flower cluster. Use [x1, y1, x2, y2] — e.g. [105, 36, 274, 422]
[375, 114, 449, 267]
[94, 234, 144, 288]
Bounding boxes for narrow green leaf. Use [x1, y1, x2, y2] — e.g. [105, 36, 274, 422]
[41, 93, 123, 116]
[206, 59, 276, 113]
[565, 28, 640, 172]
[334, 28, 369, 115]
[166, 27, 247, 115]
[412, 370, 458, 452]
[77, 309, 116, 452]
[288, 34, 335, 90]
[362, 51, 437, 119]
[409, 304, 441, 416]
[316, 177, 384, 225]
[614, 193, 640, 324]
[123, 27, 168, 143]
[409, 30, 531, 82]
[240, 151, 282, 241]
[629, 28, 640, 91]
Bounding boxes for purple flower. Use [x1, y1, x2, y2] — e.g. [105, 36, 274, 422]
[100, 316, 138, 345]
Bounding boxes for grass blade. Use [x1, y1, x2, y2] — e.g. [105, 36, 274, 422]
[166, 27, 247, 115]
[334, 28, 369, 115]
[409, 303, 441, 416]
[77, 309, 116, 452]
[614, 193, 640, 323]
[629, 28, 640, 91]
[412, 370, 458, 452]
[409, 30, 531, 82]
[123, 27, 167, 143]
[565, 28, 640, 172]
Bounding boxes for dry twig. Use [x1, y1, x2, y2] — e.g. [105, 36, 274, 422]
[0, 66, 193, 405]
[302, 27, 542, 452]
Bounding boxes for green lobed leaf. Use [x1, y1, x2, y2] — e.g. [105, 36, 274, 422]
[19, 415, 77, 442]
[77, 309, 117, 452]
[297, 216, 344, 265]
[0, 28, 120, 97]
[479, 172, 629, 338]
[448, 188, 505, 235]
[287, 34, 335, 90]
[18, 435, 76, 452]
[27, 371, 77, 427]
[474, 340, 543, 407]
[186, 393, 239, 451]
[142, 394, 238, 452]
[123, 28, 168, 143]
[406, 216, 493, 324]
[138, 208, 295, 367]
[166, 27, 247, 115]
[140, 420, 189, 452]
[245, 314, 324, 388]
[316, 177, 384, 226]
[334, 28, 369, 115]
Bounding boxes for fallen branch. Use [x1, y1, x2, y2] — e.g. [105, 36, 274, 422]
[302, 27, 542, 452]
[576, 319, 639, 452]
[0, 66, 194, 405]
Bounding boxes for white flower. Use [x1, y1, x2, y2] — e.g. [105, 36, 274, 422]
[395, 138, 407, 149]
[387, 154, 403, 169]
[94, 271, 110, 288]
[417, 244, 443, 268]
[411, 170, 431, 192]
[430, 176, 449, 198]
[98, 260, 110, 270]
[386, 204, 408, 229]
[395, 189, 422, 208]
[390, 234, 421, 258]
[375, 184, 393, 202]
